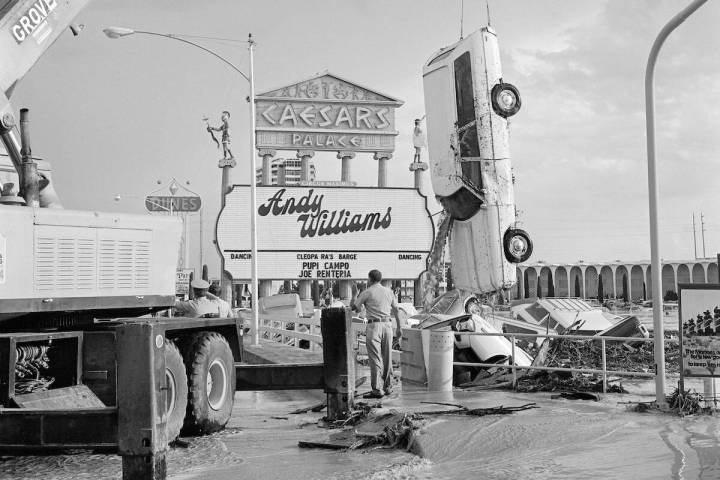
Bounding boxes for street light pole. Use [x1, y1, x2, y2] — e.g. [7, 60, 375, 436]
[104, 26, 261, 344]
[645, 0, 707, 407]
[247, 34, 260, 346]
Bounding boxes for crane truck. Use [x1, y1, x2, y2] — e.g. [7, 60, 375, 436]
[0, 0, 244, 455]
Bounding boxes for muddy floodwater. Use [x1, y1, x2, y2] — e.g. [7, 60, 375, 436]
[1, 379, 719, 479]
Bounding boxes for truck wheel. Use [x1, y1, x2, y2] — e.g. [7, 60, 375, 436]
[182, 332, 236, 435]
[165, 340, 188, 442]
[503, 228, 533, 263]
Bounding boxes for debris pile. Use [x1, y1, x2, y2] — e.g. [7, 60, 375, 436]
[416, 401, 538, 416]
[298, 402, 537, 451]
[666, 387, 716, 416]
[514, 335, 679, 393]
[630, 387, 717, 416]
[299, 410, 419, 451]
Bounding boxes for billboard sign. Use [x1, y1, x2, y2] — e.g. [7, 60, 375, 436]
[145, 195, 201, 213]
[679, 284, 720, 378]
[216, 185, 434, 280]
[255, 72, 403, 153]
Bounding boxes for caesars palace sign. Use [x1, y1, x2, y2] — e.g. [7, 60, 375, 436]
[255, 72, 403, 152]
[216, 186, 434, 281]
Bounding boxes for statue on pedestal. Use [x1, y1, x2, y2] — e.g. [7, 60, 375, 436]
[205, 111, 234, 160]
[413, 115, 426, 163]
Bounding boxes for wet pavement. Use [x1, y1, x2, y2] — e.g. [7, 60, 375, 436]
[1, 378, 719, 479]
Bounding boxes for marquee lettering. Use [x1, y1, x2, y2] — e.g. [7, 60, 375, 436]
[257, 188, 392, 238]
[259, 103, 392, 130]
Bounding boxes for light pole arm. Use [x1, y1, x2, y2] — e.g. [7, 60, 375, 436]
[645, 0, 707, 407]
[107, 28, 250, 83]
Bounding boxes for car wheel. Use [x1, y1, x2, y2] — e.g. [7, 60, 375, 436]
[491, 82, 521, 118]
[503, 228, 533, 263]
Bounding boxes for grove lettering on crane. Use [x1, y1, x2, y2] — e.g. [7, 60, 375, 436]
[10, 0, 58, 44]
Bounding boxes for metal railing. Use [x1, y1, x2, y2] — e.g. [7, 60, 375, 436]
[452, 331, 677, 393]
[252, 312, 403, 362]
[239, 310, 324, 351]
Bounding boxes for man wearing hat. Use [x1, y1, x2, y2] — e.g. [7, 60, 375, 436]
[174, 278, 221, 318]
[208, 282, 233, 318]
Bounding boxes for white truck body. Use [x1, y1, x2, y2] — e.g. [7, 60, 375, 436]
[0, 201, 182, 322]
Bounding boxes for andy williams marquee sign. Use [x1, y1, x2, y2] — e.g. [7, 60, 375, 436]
[216, 186, 434, 280]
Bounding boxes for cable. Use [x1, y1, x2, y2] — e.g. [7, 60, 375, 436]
[459, 0, 464, 39]
[169, 33, 245, 43]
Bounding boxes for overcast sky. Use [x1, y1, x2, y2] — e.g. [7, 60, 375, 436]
[10, 0, 720, 275]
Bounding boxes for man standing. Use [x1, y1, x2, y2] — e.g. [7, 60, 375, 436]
[208, 283, 233, 318]
[353, 269, 401, 398]
[174, 279, 220, 318]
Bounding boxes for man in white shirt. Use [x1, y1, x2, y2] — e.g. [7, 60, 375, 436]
[174, 279, 220, 318]
[353, 269, 401, 398]
[208, 283, 233, 318]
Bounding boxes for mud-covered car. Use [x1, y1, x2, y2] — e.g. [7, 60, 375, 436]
[422, 27, 532, 296]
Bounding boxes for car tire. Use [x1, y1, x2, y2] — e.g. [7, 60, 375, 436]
[503, 228, 533, 263]
[181, 332, 236, 435]
[491, 82, 522, 118]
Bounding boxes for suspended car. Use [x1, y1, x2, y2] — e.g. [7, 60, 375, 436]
[422, 26, 533, 295]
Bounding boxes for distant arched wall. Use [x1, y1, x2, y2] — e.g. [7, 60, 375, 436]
[585, 266, 598, 299]
[692, 263, 706, 283]
[615, 266, 629, 301]
[708, 263, 718, 284]
[525, 268, 538, 298]
[631, 265, 645, 301]
[555, 267, 568, 297]
[570, 267, 583, 297]
[646, 266, 653, 300]
[599, 266, 614, 300]
[515, 268, 524, 299]
[539, 267, 553, 297]
[677, 264, 690, 287]
[662, 264, 676, 297]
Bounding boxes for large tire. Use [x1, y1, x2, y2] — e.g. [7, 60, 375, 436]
[181, 332, 236, 435]
[164, 340, 188, 442]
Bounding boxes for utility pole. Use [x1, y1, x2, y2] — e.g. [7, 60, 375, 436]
[692, 212, 698, 259]
[701, 212, 707, 258]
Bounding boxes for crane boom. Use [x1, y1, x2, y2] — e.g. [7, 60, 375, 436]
[0, 0, 90, 178]
[0, 0, 90, 205]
